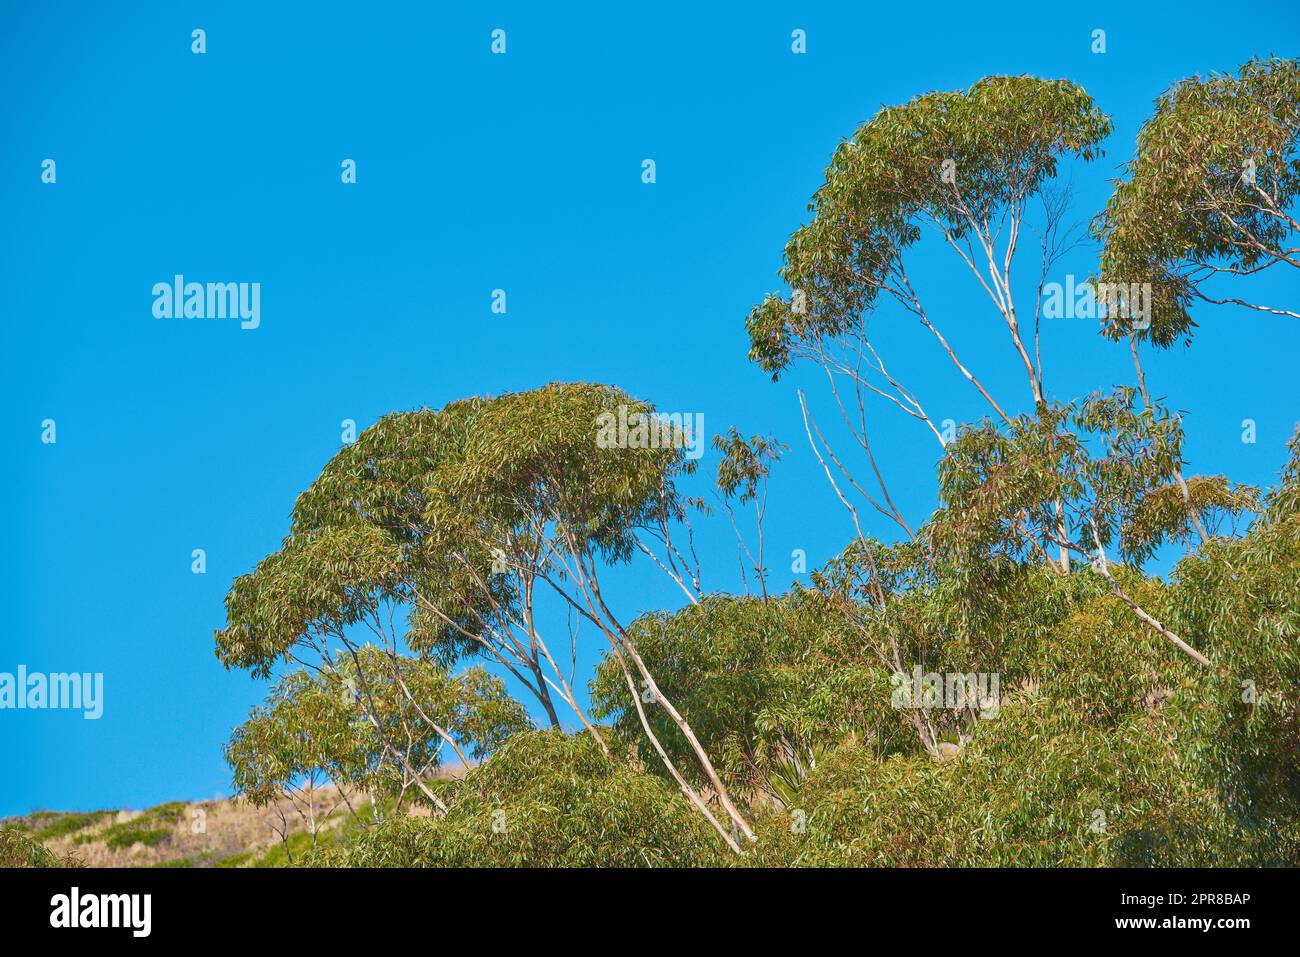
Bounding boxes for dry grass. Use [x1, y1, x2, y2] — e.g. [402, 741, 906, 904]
[7, 764, 471, 868]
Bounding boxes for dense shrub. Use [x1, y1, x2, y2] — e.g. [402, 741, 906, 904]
[591, 591, 910, 801]
[338, 730, 723, 867]
[743, 689, 1234, 867]
[0, 824, 82, 868]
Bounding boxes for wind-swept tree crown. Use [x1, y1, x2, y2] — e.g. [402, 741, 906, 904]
[748, 75, 1112, 377]
[1094, 57, 1300, 346]
[215, 382, 696, 677]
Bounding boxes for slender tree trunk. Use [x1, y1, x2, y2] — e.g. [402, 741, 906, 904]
[610, 642, 741, 853]
[1055, 502, 1071, 573]
[1089, 521, 1214, 670]
[533, 665, 563, 729]
[580, 558, 756, 842]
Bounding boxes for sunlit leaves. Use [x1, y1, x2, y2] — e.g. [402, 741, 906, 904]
[747, 75, 1112, 377]
[1095, 57, 1300, 346]
[224, 649, 529, 808]
[215, 525, 403, 677]
[215, 382, 696, 674]
[336, 730, 723, 867]
[932, 389, 1253, 569]
[713, 428, 786, 504]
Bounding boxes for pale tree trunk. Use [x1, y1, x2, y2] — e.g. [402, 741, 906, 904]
[1089, 521, 1214, 670]
[609, 641, 741, 853]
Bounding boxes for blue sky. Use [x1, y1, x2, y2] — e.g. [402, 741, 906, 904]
[2, 1, 1296, 817]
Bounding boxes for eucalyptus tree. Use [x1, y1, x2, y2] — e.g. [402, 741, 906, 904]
[735, 77, 1131, 764]
[216, 382, 753, 851]
[1091, 58, 1299, 542]
[0, 826, 82, 868]
[1164, 430, 1300, 849]
[712, 428, 786, 601]
[746, 75, 1113, 570]
[224, 649, 527, 854]
[746, 438, 1300, 868]
[338, 730, 725, 868]
[1095, 57, 1300, 344]
[932, 388, 1256, 670]
[740, 74, 1278, 679]
[591, 591, 910, 801]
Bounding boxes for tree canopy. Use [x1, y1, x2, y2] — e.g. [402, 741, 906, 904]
[1095, 57, 1300, 345]
[191, 60, 1300, 871]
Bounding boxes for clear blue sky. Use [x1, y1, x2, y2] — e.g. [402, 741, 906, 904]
[2, 1, 1296, 817]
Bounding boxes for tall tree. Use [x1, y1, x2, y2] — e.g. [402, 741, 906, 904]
[741, 74, 1258, 703]
[712, 428, 786, 601]
[1095, 57, 1300, 344]
[216, 382, 753, 850]
[746, 75, 1113, 571]
[1092, 58, 1300, 548]
[224, 649, 528, 855]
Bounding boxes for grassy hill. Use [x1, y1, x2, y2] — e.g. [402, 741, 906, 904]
[3, 769, 467, 868]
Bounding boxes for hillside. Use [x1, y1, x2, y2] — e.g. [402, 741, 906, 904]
[3, 768, 468, 868]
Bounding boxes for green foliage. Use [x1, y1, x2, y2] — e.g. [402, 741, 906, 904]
[96, 802, 187, 851]
[0, 824, 83, 867]
[767, 743, 832, 809]
[1095, 57, 1300, 346]
[933, 389, 1255, 569]
[32, 810, 110, 842]
[207, 69, 1300, 868]
[746, 695, 1231, 867]
[337, 730, 723, 867]
[224, 648, 529, 810]
[1160, 433, 1300, 852]
[251, 827, 322, 868]
[591, 592, 910, 800]
[593, 446, 1300, 866]
[214, 381, 700, 735]
[713, 428, 785, 504]
[748, 75, 1111, 377]
[806, 457, 1295, 866]
[215, 525, 403, 678]
[743, 555, 1295, 867]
